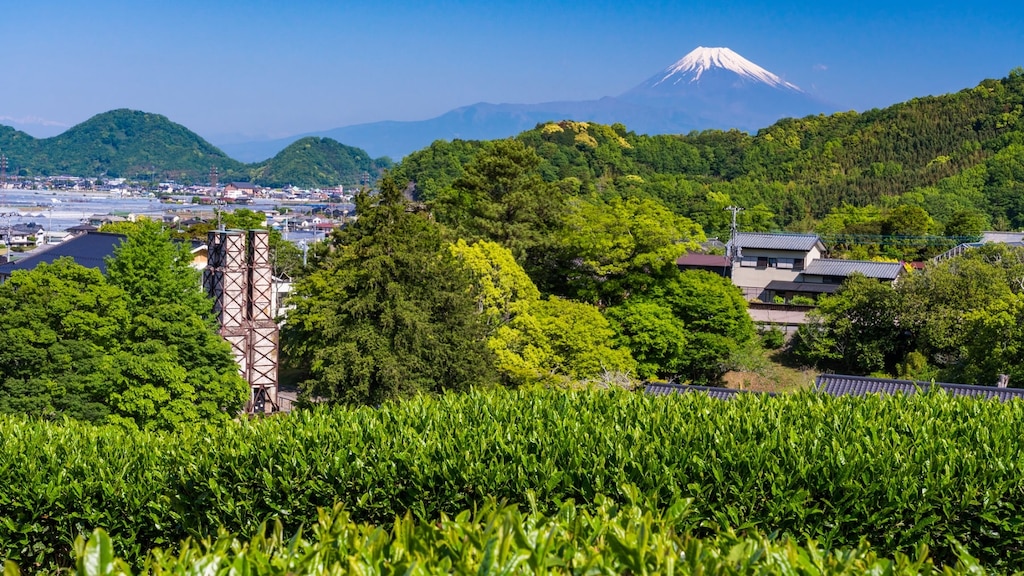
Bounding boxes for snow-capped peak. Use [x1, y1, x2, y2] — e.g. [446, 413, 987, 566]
[655, 46, 802, 92]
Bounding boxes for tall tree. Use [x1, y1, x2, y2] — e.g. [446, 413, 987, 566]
[431, 139, 568, 290]
[282, 176, 496, 405]
[105, 220, 211, 318]
[106, 221, 247, 429]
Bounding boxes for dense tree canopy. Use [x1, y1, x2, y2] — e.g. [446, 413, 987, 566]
[794, 244, 1024, 384]
[0, 222, 247, 429]
[282, 176, 496, 405]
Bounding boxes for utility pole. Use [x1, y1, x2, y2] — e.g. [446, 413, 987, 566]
[1, 154, 9, 260]
[725, 205, 743, 266]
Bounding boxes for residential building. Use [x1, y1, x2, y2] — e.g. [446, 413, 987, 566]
[729, 232, 825, 300]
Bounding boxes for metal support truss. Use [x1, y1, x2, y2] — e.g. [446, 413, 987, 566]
[205, 229, 280, 414]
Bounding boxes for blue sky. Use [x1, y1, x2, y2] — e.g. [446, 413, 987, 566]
[1, 0, 1021, 143]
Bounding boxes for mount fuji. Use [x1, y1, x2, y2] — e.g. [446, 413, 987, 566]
[619, 46, 830, 130]
[217, 47, 838, 162]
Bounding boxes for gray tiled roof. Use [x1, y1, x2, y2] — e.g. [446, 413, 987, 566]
[643, 375, 1024, 403]
[0, 232, 126, 279]
[645, 382, 747, 400]
[764, 280, 840, 294]
[815, 374, 1024, 401]
[980, 231, 1024, 244]
[802, 259, 903, 280]
[733, 232, 823, 252]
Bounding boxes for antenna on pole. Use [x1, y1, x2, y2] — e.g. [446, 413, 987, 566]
[725, 205, 743, 265]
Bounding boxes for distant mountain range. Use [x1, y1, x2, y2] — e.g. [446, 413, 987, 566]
[216, 46, 838, 162]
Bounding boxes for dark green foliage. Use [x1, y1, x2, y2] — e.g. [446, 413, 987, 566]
[3, 389, 1024, 570]
[760, 325, 787, 349]
[793, 274, 906, 374]
[430, 139, 570, 291]
[250, 136, 391, 188]
[793, 244, 1024, 382]
[0, 109, 246, 180]
[281, 176, 496, 405]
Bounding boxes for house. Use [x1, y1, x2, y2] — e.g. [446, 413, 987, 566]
[87, 214, 129, 227]
[763, 259, 904, 302]
[65, 224, 100, 236]
[4, 223, 46, 248]
[729, 232, 825, 300]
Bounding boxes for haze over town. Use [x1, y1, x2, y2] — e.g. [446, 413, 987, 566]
[2, 0, 1022, 147]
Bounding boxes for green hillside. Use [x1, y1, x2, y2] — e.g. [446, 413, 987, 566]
[0, 111, 391, 188]
[0, 109, 247, 181]
[249, 136, 392, 188]
[393, 69, 1024, 239]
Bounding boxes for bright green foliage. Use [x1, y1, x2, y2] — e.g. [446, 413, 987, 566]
[102, 220, 248, 430]
[530, 296, 637, 382]
[449, 239, 540, 327]
[558, 195, 705, 305]
[105, 220, 211, 318]
[0, 247, 246, 431]
[450, 239, 635, 387]
[282, 176, 496, 405]
[0, 259, 129, 422]
[62, 500, 994, 576]
[3, 390, 1024, 571]
[605, 300, 688, 380]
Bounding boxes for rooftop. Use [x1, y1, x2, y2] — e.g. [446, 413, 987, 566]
[815, 374, 1024, 402]
[802, 259, 904, 280]
[732, 232, 823, 252]
[0, 232, 126, 279]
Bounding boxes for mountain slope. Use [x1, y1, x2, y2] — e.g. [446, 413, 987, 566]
[250, 137, 392, 188]
[217, 47, 837, 162]
[393, 70, 1024, 235]
[620, 46, 832, 130]
[0, 110, 246, 181]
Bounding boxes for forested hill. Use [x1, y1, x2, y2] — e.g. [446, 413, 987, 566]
[394, 69, 1024, 238]
[0, 110, 390, 187]
[0, 110, 247, 181]
[250, 137, 392, 188]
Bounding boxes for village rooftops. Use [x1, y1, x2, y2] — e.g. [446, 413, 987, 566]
[731, 232, 824, 252]
[802, 259, 904, 281]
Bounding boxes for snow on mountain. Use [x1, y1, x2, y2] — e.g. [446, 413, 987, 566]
[217, 46, 839, 161]
[653, 46, 803, 92]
